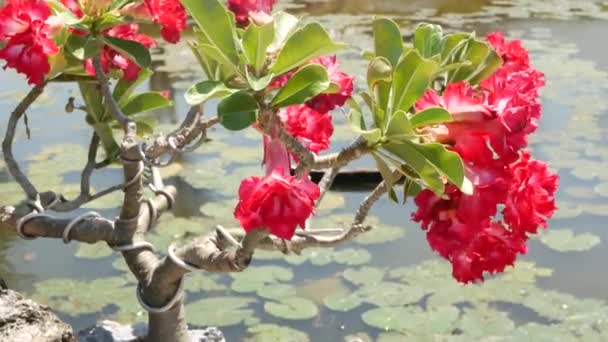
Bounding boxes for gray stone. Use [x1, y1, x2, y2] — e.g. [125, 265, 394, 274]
[77, 320, 226, 342]
[0, 289, 74, 342]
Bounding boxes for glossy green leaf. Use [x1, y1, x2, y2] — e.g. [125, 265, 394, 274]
[409, 141, 470, 193]
[199, 43, 242, 77]
[391, 50, 438, 114]
[448, 39, 502, 85]
[246, 70, 275, 91]
[410, 107, 452, 128]
[217, 92, 258, 131]
[269, 12, 300, 52]
[440, 33, 470, 63]
[65, 35, 102, 60]
[384, 143, 444, 195]
[367, 56, 393, 89]
[272, 64, 330, 107]
[102, 36, 151, 68]
[184, 80, 235, 106]
[122, 92, 172, 116]
[372, 17, 404, 66]
[180, 0, 239, 67]
[113, 69, 153, 105]
[414, 23, 443, 58]
[243, 21, 275, 73]
[385, 110, 414, 140]
[372, 153, 396, 195]
[270, 22, 346, 76]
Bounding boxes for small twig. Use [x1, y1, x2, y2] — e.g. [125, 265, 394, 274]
[2, 83, 46, 199]
[92, 56, 132, 131]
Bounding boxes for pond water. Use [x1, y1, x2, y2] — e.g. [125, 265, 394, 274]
[1, 0, 608, 340]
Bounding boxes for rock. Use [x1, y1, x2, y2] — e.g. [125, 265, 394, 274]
[77, 320, 226, 342]
[0, 289, 74, 342]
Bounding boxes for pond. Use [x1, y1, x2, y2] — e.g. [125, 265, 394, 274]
[1, 0, 608, 340]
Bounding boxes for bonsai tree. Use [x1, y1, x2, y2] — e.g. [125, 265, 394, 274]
[0, 0, 558, 341]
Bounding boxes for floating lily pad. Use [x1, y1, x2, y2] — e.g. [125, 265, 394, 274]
[230, 266, 294, 293]
[552, 201, 583, 220]
[355, 224, 406, 245]
[257, 283, 297, 300]
[539, 229, 600, 252]
[75, 243, 113, 260]
[334, 248, 372, 266]
[297, 277, 349, 305]
[264, 297, 319, 320]
[181, 158, 228, 189]
[563, 186, 595, 199]
[362, 306, 459, 335]
[185, 273, 227, 292]
[323, 289, 364, 312]
[186, 296, 256, 327]
[245, 324, 310, 342]
[219, 146, 262, 164]
[458, 305, 515, 338]
[343, 267, 385, 286]
[316, 192, 346, 212]
[357, 282, 427, 307]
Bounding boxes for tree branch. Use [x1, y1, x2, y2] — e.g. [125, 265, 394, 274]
[2, 84, 46, 199]
[92, 57, 131, 130]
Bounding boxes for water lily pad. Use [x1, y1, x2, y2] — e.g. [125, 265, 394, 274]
[594, 182, 608, 198]
[186, 296, 256, 327]
[458, 306, 515, 338]
[323, 289, 364, 312]
[75, 243, 113, 259]
[245, 324, 310, 342]
[181, 158, 228, 189]
[362, 306, 459, 335]
[357, 282, 427, 307]
[230, 266, 294, 293]
[185, 273, 227, 292]
[563, 186, 595, 199]
[539, 229, 600, 252]
[343, 267, 385, 286]
[354, 224, 406, 245]
[264, 297, 319, 320]
[32, 276, 132, 315]
[334, 248, 372, 266]
[316, 192, 346, 212]
[257, 283, 297, 300]
[219, 146, 262, 164]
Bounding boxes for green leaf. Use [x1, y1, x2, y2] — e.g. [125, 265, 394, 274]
[113, 69, 153, 105]
[414, 23, 443, 58]
[246, 71, 275, 91]
[217, 91, 258, 131]
[122, 92, 172, 116]
[65, 35, 102, 60]
[348, 102, 367, 131]
[372, 17, 404, 66]
[391, 49, 439, 114]
[199, 43, 242, 77]
[367, 56, 393, 89]
[180, 0, 240, 67]
[269, 11, 300, 52]
[447, 39, 503, 85]
[243, 21, 275, 73]
[185, 80, 236, 106]
[385, 110, 414, 140]
[410, 107, 452, 128]
[97, 13, 124, 31]
[372, 153, 396, 195]
[270, 22, 346, 76]
[272, 64, 330, 107]
[384, 143, 444, 195]
[102, 35, 151, 68]
[440, 33, 471, 63]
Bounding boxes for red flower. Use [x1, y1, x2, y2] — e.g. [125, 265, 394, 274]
[306, 55, 354, 113]
[235, 137, 320, 240]
[228, 0, 277, 27]
[0, 0, 59, 85]
[503, 152, 558, 235]
[84, 24, 156, 81]
[60, 0, 83, 18]
[279, 105, 334, 154]
[143, 0, 187, 44]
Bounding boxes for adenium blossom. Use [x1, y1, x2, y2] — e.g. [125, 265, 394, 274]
[84, 24, 156, 81]
[272, 55, 355, 114]
[228, 0, 277, 27]
[235, 137, 320, 240]
[279, 104, 334, 154]
[0, 0, 60, 85]
[124, 0, 187, 44]
[412, 33, 558, 283]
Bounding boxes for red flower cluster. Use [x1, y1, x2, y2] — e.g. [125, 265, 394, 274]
[84, 24, 156, 81]
[227, 0, 277, 26]
[412, 33, 558, 283]
[128, 0, 187, 44]
[276, 55, 354, 156]
[0, 0, 59, 85]
[235, 137, 320, 239]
